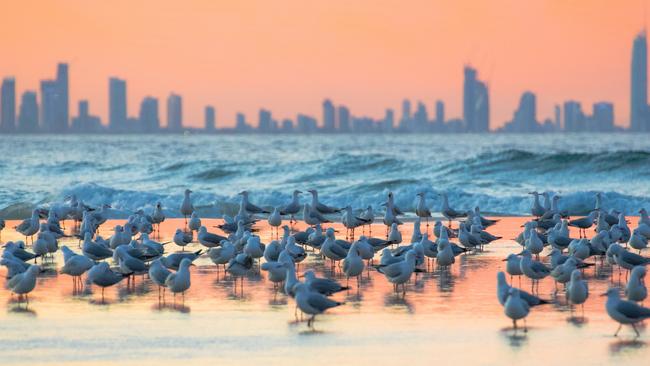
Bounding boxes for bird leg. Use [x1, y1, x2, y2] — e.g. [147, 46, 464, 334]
[631, 323, 640, 337]
[614, 324, 622, 337]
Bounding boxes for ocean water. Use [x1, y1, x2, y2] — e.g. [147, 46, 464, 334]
[1, 133, 649, 219]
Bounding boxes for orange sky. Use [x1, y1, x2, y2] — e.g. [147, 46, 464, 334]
[0, 0, 647, 128]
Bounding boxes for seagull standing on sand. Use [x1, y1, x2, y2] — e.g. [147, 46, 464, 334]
[568, 211, 597, 238]
[303, 204, 331, 226]
[149, 259, 172, 296]
[180, 189, 194, 224]
[60, 246, 94, 286]
[15, 209, 40, 244]
[267, 207, 282, 237]
[239, 191, 270, 214]
[152, 202, 165, 231]
[198, 226, 228, 248]
[341, 205, 370, 239]
[626, 266, 647, 303]
[440, 193, 467, 227]
[415, 192, 432, 226]
[377, 250, 417, 294]
[307, 189, 340, 214]
[604, 288, 650, 337]
[173, 229, 193, 250]
[529, 191, 545, 218]
[343, 242, 365, 284]
[294, 283, 344, 327]
[164, 258, 193, 299]
[86, 262, 126, 300]
[188, 212, 202, 232]
[504, 288, 530, 332]
[566, 269, 589, 312]
[280, 190, 302, 223]
[7, 264, 40, 302]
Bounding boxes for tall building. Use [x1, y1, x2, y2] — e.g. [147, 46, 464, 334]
[258, 108, 272, 132]
[235, 112, 249, 131]
[554, 104, 562, 131]
[592, 102, 614, 132]
[205, 106, 215, 131]
[109, 77, 127, 132]
[381, 108, 394, 132]
[40, 80, 59, 132]
[1, 77, 16, 132]
[166, 93, 182, 131]
[463, 66, 490, 132]
[17, 91, 38, 133]
[139, 97, 159, 133]
[399, 99, 412, 130]
[505, 91, 537, 132]
[338, 105, 350, 132]
[71, 100, 102, 133]
[296, 114, 318, 133]
[56, 63, 69, 131]
[563, 101, 585, 132]
[414, 102, 428, 132]
[631, 31, 648, 132]
[435, 100, 445, 125]
[322, 99, 335, 132]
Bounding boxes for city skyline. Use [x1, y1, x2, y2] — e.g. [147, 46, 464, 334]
[0, 0, 647, 130]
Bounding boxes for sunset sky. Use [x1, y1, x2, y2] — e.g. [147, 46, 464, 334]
[0, 0, 647, 128]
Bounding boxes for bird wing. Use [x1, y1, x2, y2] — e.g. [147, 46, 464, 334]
[531, 261, 551, 274]
[616, 300, 650, 319]
[307, 292, 340, 312]
[164, 273, 177, 287]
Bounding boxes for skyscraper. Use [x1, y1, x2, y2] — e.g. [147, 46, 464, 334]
[56, 63, 69, 131]
[592, 102, 614, 132]
[71, 100, 102, 133]
[40, 80, 59, 132]
[338, 105, 350, 132]
[139, 97, 159, 133]
[435, 100, 445, 125]
[205, 106, 215, 131]
[463, 66, 490, 132]
[507, 91, 537, 132]
[1, 77, 16, 132]
[563, 101, 585, 132]
[322, 99, 335, 132]
[399, 99, 412, 130]
[258, 108, 272, 132]
[166, 93, 182, 131]
[414, 101, 428, 132]
[382, 108, 394, 132]
[18, 91, 38, 133]
[109, 77, 127, 132]
[631, 31, 648, 132]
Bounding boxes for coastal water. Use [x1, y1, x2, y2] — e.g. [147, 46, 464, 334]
[1, 133, 649, 218]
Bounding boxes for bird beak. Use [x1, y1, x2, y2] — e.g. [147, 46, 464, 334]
[600, 293, 608, 297]
[501, 258, 508, 262]
[190, 263, 196, 267]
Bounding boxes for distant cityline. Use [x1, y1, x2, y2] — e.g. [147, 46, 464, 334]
[0, 31, 649, 134]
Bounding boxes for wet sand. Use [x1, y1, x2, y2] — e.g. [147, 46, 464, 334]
[0, 217, 648, 366]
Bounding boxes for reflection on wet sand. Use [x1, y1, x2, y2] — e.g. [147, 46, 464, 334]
[0, 218, 649, 364]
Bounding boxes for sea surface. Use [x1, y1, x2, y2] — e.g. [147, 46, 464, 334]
[1, 133, 649, 218]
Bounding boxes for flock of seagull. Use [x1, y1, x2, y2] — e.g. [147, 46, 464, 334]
[1, 189, 650, 333]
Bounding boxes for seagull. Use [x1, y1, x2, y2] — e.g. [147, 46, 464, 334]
[268, 207, 282, 235]
[529, 191, 545, 218]
[164, 258, 193, 298]
[321, 228, 348, 264]
[496, 272, 549, 307]
[208, 241, 235, 269]
[227, 253, 254, 291]
[307, 189, 340, 214]
[6, 264, 40, 301]
[149, 258, 172, 295]
[160, 250, 203, 270]
[567, 269, 589, 311]
[173, 229, 193, 250]
[415, 192, 432, 225]
[303, 204, 331, 226]
[239, 190, 270, 214]
[86, 262, 126, 300]
[152, 202, 165, 230]
[341, 206, 371, 237]
[303, 269, 349, 295]
[503, 254, 523, 281]
[387, 223, 402, 245]
[609, 244, 650, 270]
[504, 288, 530, 332]
[440, 193, 467, 226]
[244, 235, 265, 260]
[198, 226, 227, 248]
[410, 218, 423, 244]
[520, 249, 551, 282]
[383, 195, 403, 228]
[280, 190, 302, 223]
[294, 282, 344, 327]
[60, 246, 94, 283]
[263, 239, 282, 262]
[114, 246, 148, 276]
[283, 236, 307, 263]
[180, 189, 194, 223]
[343, 242, 365, 283]
[436, 239, 455, 268]
[188, 212, 202, 232]
[377, 250, 416, 293]
[15, 209, 40, 244]
[629, 229, 648, 252]
[261, 261, 288, 286]
[568, 211, 598, 238]
[603, 288, 650, 337]
[626, 266, 647, 303]
[82, 233, 113, 261]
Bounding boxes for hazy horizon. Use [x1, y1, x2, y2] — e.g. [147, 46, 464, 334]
[0, 0, 647, 128]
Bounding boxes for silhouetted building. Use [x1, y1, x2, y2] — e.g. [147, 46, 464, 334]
[71, 100, 102, 133]
[205, 106, 215, 131]
[56, 63, 69, 131]
[563, 101, 585, 132]
[235, 112, 249, 132]
[258, 108, 272, 132]
[281, 119, 293, 132]
[109, 77, 127, 132]
[322, 99, 335, 132]
[631, 31, 648, 131]
[166, 93, 182, 131]
[40, 80, 59, 132]
[503, 91, 538, 132]
[338, 105, 350, 132]
[463, 66, 490, 132]
[1, 77, 16, 132]
[554, 104, 562, 131]
[139, 97, 159, 133]
[17, 91, 38, 133]
[435, 100, 445, 125]
[592, 102, 614, 132]
[381, 109, 394, 132]
[297, 114, 318, 133]
[399, 99, 412, 131]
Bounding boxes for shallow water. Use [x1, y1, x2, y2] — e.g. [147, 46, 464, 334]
[1, 133, 650, 218]
[1, 219, 649, 365]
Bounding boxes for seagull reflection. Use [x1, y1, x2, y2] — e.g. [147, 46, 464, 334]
[152, 301, 191, 313]
[500, 330, 528, 348]
[609, 339, 647, 355]
[436, 270, 455, 293]
[8, 304, 37, 316]
[566, 315, 589, 327]
[384, 293, 414, 313]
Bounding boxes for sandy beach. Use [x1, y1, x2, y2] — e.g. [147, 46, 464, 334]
[0, 216, 648, 365]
